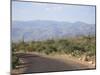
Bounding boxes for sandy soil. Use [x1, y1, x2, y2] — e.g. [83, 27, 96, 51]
[11, 52, 95, 75]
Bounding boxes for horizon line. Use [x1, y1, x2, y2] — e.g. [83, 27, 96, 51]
[12, 20, 95, 25]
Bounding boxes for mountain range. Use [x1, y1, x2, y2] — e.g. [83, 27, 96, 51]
[12, 20, 95, 42]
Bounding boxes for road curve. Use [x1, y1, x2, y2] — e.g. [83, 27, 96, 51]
[12, 53, 95, 74]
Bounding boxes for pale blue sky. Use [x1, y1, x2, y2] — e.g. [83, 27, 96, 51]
[12, 1, 95, 24]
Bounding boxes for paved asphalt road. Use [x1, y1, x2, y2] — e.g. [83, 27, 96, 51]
[12, 53, 95, 74]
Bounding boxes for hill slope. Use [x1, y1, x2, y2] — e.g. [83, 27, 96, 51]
[12, 20, 95, 42]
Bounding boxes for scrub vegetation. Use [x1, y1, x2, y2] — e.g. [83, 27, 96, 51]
[12, 35, 96, 69]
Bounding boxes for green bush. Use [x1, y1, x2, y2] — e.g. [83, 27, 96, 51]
[12, 54, 19, 69]
[12, 35, 96, 57]
[12, 47, 20, 69]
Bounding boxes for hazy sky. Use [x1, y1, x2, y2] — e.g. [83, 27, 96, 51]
[12, 1, 95, 24]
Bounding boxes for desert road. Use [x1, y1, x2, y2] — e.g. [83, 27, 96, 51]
[12, 53, 95, 74]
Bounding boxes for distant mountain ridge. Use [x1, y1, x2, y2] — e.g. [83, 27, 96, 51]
[12, 20, 95, 42]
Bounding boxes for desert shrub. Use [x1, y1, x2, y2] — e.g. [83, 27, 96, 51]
[12, 48, 20, 69]
[12, 54, 20, 69]
[12, 35, 96, 58]
[71, 50, 82, 57]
